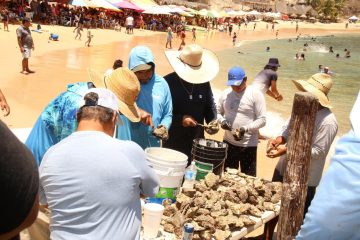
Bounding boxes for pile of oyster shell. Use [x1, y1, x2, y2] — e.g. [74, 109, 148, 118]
[161, 169, 282, 240]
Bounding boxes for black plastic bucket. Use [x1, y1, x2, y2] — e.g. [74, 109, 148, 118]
[191, 139, 228, 179]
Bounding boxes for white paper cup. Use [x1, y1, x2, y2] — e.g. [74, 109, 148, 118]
[143, 203, 165, 238]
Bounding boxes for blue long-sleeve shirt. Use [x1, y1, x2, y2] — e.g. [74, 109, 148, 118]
[117, 46, 172, 149]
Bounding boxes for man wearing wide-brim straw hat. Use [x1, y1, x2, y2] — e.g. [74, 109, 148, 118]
[163, 44, 220, 165]
[260, 73, 338, 240]
[25, 68, 142, 166]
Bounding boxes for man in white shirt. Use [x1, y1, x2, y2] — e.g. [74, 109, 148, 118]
[262, 73, 338, 240]
[39, 88, 159, 240]
[125, 15, 134, 34]
[217, 66, 266, 176]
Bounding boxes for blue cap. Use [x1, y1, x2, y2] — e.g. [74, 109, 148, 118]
[227, 67, 246, 86]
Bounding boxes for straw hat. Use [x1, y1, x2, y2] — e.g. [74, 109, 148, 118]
[165, 44, 219, 84]
[89, 68, 141, 122]
[292, 73, 333, 108]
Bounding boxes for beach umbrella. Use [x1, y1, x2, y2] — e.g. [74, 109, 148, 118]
[208, 9, 219, 18]
[131, 0, 158, 10]
[300, 14, 307, 19]
[219, 10, 229, 18]
[248, 10, 262, 16]
[106, 0, 144, 11]
[143, 6, 171, 15]
[349, 16, 358, 21]
[198, 9, 208, 17]
[70, 0, 120, 11]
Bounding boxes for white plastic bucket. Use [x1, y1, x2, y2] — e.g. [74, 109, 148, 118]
[143, 203, 164, 238]
[145, 147, 188, 196]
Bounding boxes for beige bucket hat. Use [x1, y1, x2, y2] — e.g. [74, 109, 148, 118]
[292, 73, 333, 108]
[89, 68, 141, 122]
[165, 44, 219, 84]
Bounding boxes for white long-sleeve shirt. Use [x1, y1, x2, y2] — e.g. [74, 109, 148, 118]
[217, 86, 266, 147]
[276, 108, 338, 186]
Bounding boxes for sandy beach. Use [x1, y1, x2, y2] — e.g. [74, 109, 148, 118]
[1, 20, 356, 180]
[2, 19, 357, 239]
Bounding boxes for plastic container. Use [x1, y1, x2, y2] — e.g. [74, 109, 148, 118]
[191, 139, 228, 180]
[145, 147, 188, 200]
[143, 203, 165, 238]
[183, 161, 198, 189]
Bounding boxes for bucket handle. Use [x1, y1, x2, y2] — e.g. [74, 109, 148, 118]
[194, 159, 225, 173]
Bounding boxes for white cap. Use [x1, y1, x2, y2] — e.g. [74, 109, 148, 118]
[81, 88, 119, 112]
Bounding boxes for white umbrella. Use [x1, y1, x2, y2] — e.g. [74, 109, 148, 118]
[143, 6, 171, 15]
[248, 10, 262, 16]
[70, 0, 120, 11]
[349, 15, 358, 21]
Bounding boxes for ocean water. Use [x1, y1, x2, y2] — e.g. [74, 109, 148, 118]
[212, 34, 360, 137]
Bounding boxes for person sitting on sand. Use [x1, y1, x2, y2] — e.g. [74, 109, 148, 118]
[49, 33, 59, 41]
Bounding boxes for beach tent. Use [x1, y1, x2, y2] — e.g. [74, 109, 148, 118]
[70, 0, 120, 11]
[106, 0, 144, 11]
[208, 9, 220, 18]
[143, 6, 171, 15]
[131, 0, 158, 10]
[248, 10, 262, 16]
[198, 9, 208, 17]
[219, 10, 229, 18]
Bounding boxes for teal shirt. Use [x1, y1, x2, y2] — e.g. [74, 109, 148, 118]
[116, 46, 172, 149]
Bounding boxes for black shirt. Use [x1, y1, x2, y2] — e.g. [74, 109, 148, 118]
[0, 120, 39, 234]
[163, 72, 216, 162]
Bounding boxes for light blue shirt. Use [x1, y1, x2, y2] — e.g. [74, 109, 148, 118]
[39, 131, 159, 240]
[296, 92, 360, 240]
[117, 46, 172, 149]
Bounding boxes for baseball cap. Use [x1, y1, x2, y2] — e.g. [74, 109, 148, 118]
[227, 66, 246, 86]
[132, 63, 152, 72]
[81, 88, 119, 111]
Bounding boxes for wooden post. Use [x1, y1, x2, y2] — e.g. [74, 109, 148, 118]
[277, 92, 318, 240]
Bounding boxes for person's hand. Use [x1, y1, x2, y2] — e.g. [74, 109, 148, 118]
[152, 125, 169, 141]
[267, 137, 283, 150]
[0, 100, 10, 116]
[139, 109, 152, 126]
[204, 119, 219, 135]
[220, 120, 232, 131]
[275, 94, 283, 101]
[232, 127, 246, 141]
[267, 145, 287, 158]
[182, 115, 197, 127]
[20, 47, 24, 53]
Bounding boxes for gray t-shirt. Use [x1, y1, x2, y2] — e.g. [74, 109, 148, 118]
[217, 86, 266, 147]
[252, 69, 278, 94]
[16, 25, 33, 48]
[276, 108, 338, 186]
[39, 131, 159, 240]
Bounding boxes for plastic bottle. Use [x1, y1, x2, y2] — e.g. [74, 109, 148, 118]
[182, 161, 197, 189]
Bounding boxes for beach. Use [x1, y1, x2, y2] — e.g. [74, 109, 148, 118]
[1, 20, 358, 177]
[2, 19, 358, 239]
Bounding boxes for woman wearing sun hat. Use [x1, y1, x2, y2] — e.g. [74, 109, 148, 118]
[163, 44, 220, 164]
[261, 73, 338, 240]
